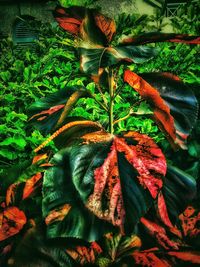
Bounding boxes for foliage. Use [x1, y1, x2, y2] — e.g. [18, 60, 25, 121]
[0, 3, 200, 267]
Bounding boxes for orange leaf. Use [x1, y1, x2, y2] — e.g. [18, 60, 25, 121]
[45, 204, 71, 225]
[22, 173, 43, 200]
[124, 70, 178, 149]
[0, 207, 26, 241]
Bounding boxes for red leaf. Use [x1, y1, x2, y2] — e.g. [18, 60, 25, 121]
[168, 251, 200, 264]
[66, 242, 102, 265]
[141, 217, 180, 249]
[157, 192, 173, 228]
[85, 131, 166, 232]
[54, 6, 115, 43]
[157, 192, 182, 238]
[22, 172, 43, 200]
[124, 70, 184, 149]
[133, 250, 171, 267]
[54, 7, 83, 35]
[179, 206, 200, 237]
[0, 207, 26, 241]
[94, 13, 116, 42]
[120, 32, 200, 45]
[29, 104, 65, 122]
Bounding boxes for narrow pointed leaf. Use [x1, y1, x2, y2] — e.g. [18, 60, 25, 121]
[34, 120, 103, 152]
[124, 70, 198, 149]
[133, 250, 171, 267]
[28, 86, 92, 134]
[168, 251, 200, 264]
[0, 207, 26, 241]
[22, 172, 43, 200]
[120, 32, 200, 45]
[140, 217, 180, 250]
[66, 242, 102, 265]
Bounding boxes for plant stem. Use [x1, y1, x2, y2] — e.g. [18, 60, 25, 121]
[108, 68, 114, 134]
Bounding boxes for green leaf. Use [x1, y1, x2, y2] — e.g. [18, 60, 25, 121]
[0, 136, 26, 150]
[42, 130, 167, 241]
[80, 45, 158, 75]
[0, 149, 18, 160]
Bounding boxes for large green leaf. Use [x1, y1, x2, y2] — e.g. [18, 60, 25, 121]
[42, 146, 115, 242]
[80, 45, 158, 75]
[42, 130, 167, 241]
[163, 165, 196, 222]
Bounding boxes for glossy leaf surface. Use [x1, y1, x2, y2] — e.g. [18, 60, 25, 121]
[124, 70, 198, 149]
[42, 130, 166, 240]
[80, 45, 158, 75]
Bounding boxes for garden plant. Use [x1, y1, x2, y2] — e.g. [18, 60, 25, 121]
[0, 3, 200, 267]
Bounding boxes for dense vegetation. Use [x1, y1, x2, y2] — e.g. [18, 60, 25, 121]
[0, 1, 200, 266]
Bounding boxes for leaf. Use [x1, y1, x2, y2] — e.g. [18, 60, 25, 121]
[103, 232, 141, 261]
[43, 130, 166, 240]
[163, 165, 196, 222]
[0, 207, 26, 241]
[53, 6, 84, 35]
[124, 70, 198, 149]
[179, 206, 200, 237]
[6, 182, 24, 206]
[120, 32, 200, 45]
[8, 224, 75, 267]
[54, 6, 116, 44]
[22, 172, 43, 200]
[66, 242, 102, 265]
[80, 45, 158, 75]
[140, 217, 180, 250]
[132, 249, 171, 267]
[28, 86, 92, 134]
[168, 251, 200, 264]
[34, 120, 103, 152]
[0, 137, 26, 150]
[42, 146, 115, 242]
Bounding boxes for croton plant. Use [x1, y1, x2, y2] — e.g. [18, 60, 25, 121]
[1, 5, 200, 267]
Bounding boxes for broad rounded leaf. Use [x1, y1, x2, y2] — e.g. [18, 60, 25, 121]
[124, 70, 198, 149]
[54, 6, 116, 44]
[0, 207, 26, 241]
[80, 45, 158, 75]
[120, 32, 200, 45]
[42, 130, 166, 240]
[163, 165, 196, 222]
